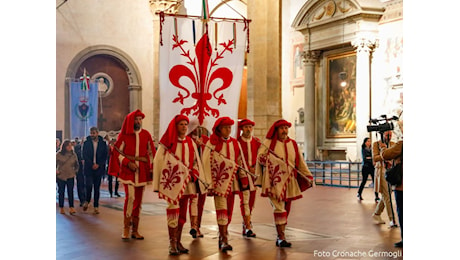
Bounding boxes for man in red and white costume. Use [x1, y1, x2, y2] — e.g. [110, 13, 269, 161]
[153, 115, 208, 255]
[187, 126, 209, 239]
[108, 109, 156, 240]
[255, 119, 313, 247]
[202, 116, 252, 252]
[236, 119, 260, 237]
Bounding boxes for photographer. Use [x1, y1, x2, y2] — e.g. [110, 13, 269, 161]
[366, 116, 399, 228]
[371, 130, 397, 227]
[381, 119, 403, 248]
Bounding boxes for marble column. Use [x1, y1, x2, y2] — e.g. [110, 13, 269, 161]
[353, 38, 376, 161]
[128, 84, 142, 112]
[302, 50, 320, 160]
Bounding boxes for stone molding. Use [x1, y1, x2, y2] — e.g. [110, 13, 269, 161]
[149, 0, 183, 15]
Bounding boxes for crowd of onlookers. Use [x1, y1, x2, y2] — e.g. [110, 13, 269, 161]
[56, 130, 120, 216]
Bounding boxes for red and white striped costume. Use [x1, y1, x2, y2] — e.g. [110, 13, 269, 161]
[255, 119, 313, 225]
[237, 119, 260, 217]
[153, 115, 208, 228]
[202, 117, 251, 226]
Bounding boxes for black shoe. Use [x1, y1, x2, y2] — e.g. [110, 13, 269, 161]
[219, 242, 233, 252]
[375, 197, 380, 203]
[357, 193, 363, 201]
[243, 229, 256, 238]
[189, 228, 197, 238]
[394, 241, 403, 247]
[276, 239, 292, 247]
[115, 193, 121, 197]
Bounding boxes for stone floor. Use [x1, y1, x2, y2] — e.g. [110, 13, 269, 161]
[56, 181, 402, 259]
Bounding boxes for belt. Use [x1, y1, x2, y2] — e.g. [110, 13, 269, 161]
[114, 146, 149, 163]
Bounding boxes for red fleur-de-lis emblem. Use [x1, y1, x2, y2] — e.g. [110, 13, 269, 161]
[161, 160, 184, 190]
[169, 32, 235, 124]
[268, 164, 284, 187]
[210, 157, 232, 188]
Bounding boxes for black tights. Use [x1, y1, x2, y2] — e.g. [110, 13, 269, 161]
[358, 166, 378, 199]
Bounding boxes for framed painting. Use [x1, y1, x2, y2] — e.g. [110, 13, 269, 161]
[326, 52, 356, 138]
[290, 42, 305, 89]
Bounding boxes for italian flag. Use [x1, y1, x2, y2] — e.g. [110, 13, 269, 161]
[80, 68, 90, 91]
[201, 0, 209, 20]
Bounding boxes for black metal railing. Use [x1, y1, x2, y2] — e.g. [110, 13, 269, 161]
[306, 161, 365, 188]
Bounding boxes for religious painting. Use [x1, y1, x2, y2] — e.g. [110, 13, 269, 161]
[326, 52, 356, 138]
[290, 42, 305, 89]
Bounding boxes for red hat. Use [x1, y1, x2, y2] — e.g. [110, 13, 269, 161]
[212, 117, 234, 134]
[238, 119, 255, 129]
[120, 109, 145, 135]
[210, 117, 234, 145]
[265, 119, 291, 139]
[160, 114, 189, 149]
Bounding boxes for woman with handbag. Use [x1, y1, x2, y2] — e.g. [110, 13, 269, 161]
[56, 139, 80, 215]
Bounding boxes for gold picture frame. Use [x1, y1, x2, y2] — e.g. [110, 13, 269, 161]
[326, 52, 356, 138]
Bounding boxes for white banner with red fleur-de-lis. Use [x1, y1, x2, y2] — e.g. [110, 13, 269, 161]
[159, 14, 248, 137]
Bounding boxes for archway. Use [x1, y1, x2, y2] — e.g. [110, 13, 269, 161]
[64, 45, 142, 138]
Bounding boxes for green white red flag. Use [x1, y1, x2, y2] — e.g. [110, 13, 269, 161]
[79, 68, 90, 91]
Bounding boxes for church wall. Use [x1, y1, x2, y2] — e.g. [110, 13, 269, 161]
[371, 1, 403, 141]
[282, 0, 311, 141]
[56, 0, 155, 137]
[285, 0, 402, 161]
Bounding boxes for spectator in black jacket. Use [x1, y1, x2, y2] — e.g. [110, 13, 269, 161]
[82, 127, 108, 214]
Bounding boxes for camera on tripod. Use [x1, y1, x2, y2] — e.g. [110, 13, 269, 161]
[366, 115, 399, 133]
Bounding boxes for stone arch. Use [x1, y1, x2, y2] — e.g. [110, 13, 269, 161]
[64, 45, 143, 138]
[292, 0, 384, 51]
[66, 44, 141, 86]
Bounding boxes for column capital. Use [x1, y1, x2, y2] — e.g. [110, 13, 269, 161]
[301, 50, 321, 65]
[149, 0, 183, 15]
[352, 38, 378, 53]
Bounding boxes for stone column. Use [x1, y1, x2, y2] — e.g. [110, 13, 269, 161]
[247, 0, 282, 137]
[302, 50, 320, 160]
[149, 0, 183, 140]
[353, 38, 376, 161]
[128, 84, 142, 112]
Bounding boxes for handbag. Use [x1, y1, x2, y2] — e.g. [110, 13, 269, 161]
[385, 146, 403, 186]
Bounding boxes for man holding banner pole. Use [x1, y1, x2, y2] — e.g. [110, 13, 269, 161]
[108, 109, 156, 241]
[255, 119, 314, 247]
[202, 117, 254, 252]
[153, 115, 209, 255]
[236, 119, 260, 237]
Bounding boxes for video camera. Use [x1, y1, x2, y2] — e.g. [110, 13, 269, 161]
[366, 115, 399, 133]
